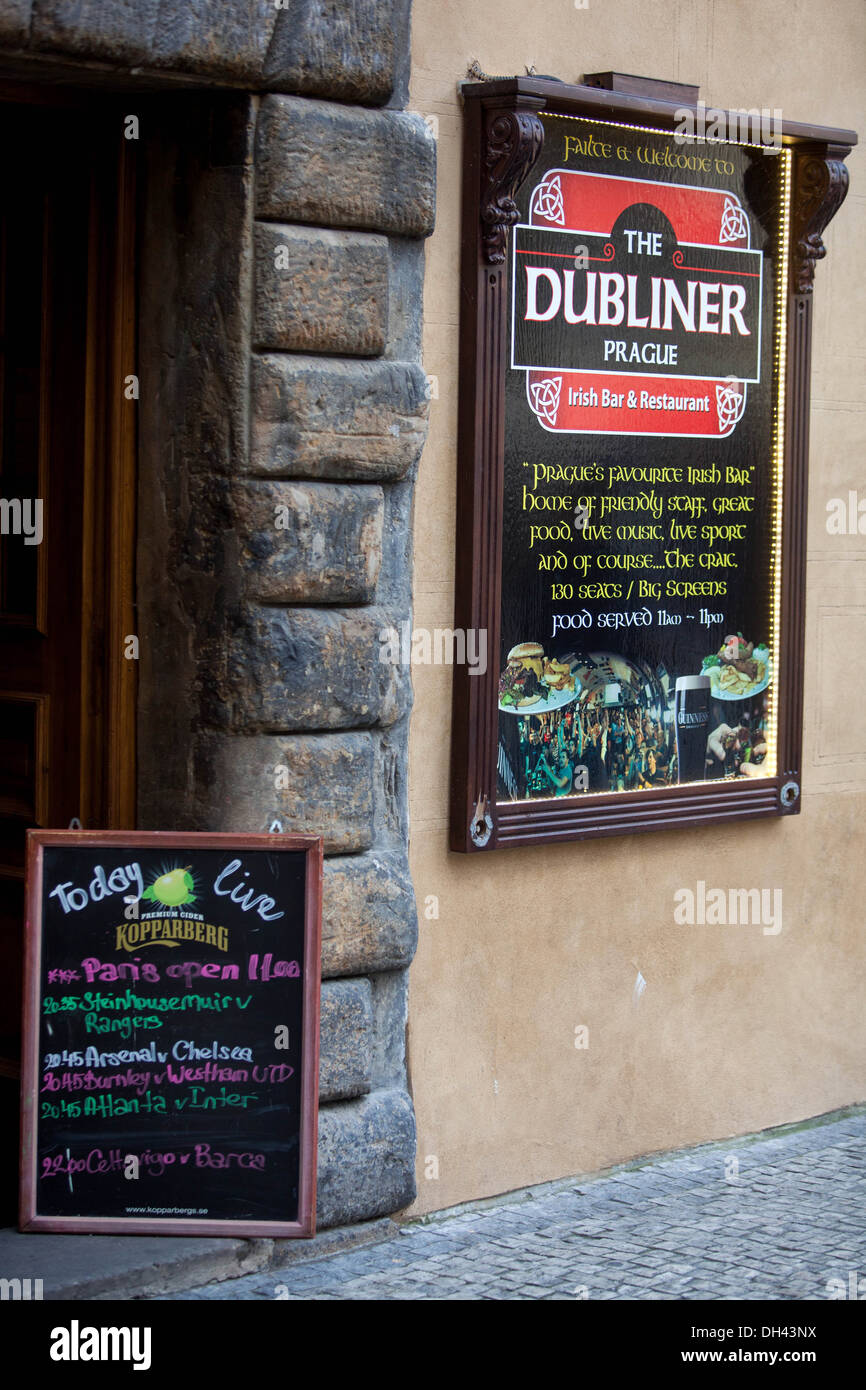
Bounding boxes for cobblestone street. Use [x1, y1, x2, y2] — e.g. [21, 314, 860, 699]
[159, 1110, 866, 1301]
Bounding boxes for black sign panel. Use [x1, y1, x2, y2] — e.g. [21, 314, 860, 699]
[497, 114, 783, 805]
[20, 831, 322, 1237]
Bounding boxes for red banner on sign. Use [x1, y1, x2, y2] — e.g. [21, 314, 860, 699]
[525, 369, 748, 438]
[528, 170, 751, 249]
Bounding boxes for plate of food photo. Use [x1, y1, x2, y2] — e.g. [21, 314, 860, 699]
[701, 634, 772, 701]
[498, 642, 582, 713]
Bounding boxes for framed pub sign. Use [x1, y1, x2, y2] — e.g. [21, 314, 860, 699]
[451, 74, 856, 852]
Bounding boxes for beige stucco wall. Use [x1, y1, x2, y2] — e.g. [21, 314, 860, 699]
[404, 0, 866, 1215]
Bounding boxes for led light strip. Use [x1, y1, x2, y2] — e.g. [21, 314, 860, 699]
[766, 147, 791, 778]
[541, 109, 783, 154]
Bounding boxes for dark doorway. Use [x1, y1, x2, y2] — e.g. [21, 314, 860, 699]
[0, 93, 137, 1221]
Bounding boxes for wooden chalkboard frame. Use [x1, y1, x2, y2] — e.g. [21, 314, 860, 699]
[450, 76, 857, 853]
[20, 829, 322, 1237]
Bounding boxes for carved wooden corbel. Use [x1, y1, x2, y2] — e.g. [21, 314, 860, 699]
[480, 102, 545, 264]
[790, 148, 851, 293]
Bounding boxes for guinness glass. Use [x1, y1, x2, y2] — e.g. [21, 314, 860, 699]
[675, 675, 710, 784]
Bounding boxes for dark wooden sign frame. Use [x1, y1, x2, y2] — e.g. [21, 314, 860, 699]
[20, 829, 322, 1237]
[450, 74, 856, 853]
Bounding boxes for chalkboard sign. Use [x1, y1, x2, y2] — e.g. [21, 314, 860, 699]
[450, 78, 855, 850]
[20, 830, 322, 1237]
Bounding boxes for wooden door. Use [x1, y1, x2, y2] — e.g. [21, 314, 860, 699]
[0, 95, 136, 1212]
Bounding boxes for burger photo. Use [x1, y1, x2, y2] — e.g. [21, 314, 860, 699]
[499, 642, 547, 707]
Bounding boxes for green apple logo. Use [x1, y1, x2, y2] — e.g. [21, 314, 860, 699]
[142, 865, 196, 908]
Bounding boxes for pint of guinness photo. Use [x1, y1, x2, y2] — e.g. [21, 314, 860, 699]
[675, 676, 711, 784]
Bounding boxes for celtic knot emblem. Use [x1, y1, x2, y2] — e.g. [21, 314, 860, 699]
[530, 175, 565, 226]
[528, 375, 562, 427]
[719, 195, 749, 244]
[716, 381, 747, 435]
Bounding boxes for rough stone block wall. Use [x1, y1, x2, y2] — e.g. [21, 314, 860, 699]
[243, 87, 434, 1227]
[0, 0, 433, 1229]
[8, 1, 410, 99]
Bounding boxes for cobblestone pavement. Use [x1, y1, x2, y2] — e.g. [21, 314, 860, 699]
[162, 1111, 865, 1300]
